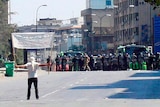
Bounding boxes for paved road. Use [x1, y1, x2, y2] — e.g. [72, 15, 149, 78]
[0, 70, 160, 107]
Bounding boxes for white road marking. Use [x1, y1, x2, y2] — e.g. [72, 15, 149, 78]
[75, 82, 79, 84]
[42, 74, 88, 98]
[41, 90, 59, 98]
[69, 84, 73, 86]
[104, 97, 109, 100]
[80, 79, 84, 81]
[61, 86, 66, 89]
[81, 73, 85, 75]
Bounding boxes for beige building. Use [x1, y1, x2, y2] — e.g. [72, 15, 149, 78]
[81, 8, 114, 55]
[114, 0, 159, 47]
[38, 18, 62, 26]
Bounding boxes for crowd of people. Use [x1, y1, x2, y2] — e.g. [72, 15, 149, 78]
[47, 52, 160, 71]
[53, 53, 91, 71]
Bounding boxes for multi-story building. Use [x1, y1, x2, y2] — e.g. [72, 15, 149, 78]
[114, 0, 159, 48]
[56, 17, 83, 52]
[65, 17, 84, 25]
[55, 25, 82, 52]
[81, 8, 114, 55]
[38, 18, 62, 26]
[17, 18, 62, 32]
[81, 0, 115, 55]
[16, 17, 83, 55]
[86, 0, 113, 9]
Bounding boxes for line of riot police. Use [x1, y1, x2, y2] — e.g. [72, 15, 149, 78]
[93, 52, 160, 71]
[53, 52, 160, 71]
[54, 53, 91, 71]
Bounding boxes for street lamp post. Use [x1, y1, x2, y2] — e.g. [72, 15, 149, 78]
[92, 13, 111, 53]
[92, 14, 105, 52]
[84, 29, 89, 52]
[36, 4, 47, 32]
[129, 5, 135, 44]
[69, 33, 76, 50]
[122, 4, 134, 45]
[34, 4, 47, 60]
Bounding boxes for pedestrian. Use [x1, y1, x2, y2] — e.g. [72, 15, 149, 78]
[55, 55, 61, 71]
[72, 55, 79, 71]
[96, 54, 102, 70]
[131, 53, 138, 70]
[83, 53, 91, 71]
[15, 56, 49, 100]
[123, 53, 128, 70]
[68, 55, 73, 71]
[89, 55, 94, 71]
[61, 55, 67, 71]
[47, 56, 52, 71]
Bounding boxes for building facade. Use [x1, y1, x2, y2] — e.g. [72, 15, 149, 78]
[86, 0, 113, 9]
[65, 17, 84, 25]
[56, 24, 82, 52]
[114, 0, 159, 48]
[38, 18, 62, 26]
[16, 17, 83, 54]
[17, 18, 62, 32]
[81, 8, 114, 55]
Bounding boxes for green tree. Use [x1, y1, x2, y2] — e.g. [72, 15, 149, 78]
[144, 0, 160, 9]
[0, 0, 23, 65]
[0, 0, 11, 58]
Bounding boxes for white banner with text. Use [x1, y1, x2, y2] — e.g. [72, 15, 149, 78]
[12, 32, 54, 49]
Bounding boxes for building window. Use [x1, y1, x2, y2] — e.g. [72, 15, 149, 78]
[106, 0, 111, 6]
[135, 0, 138, 6]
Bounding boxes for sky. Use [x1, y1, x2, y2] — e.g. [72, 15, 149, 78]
[10, 0, 86, 26]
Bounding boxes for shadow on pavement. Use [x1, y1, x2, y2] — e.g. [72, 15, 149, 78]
[70, 71, 160, 99]
[108, 78, 160, 99]
[130, 71, 160, 77]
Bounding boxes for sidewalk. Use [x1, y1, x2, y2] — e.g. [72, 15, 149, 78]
[0, 67, 5, 77]
[0, 67, 29, 72]
[0, 67, 29, 78]
[0, 67, 5, 72]
[0, 67, 48, 78]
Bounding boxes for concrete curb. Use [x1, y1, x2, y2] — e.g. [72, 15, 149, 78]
[0, 69, 5, 77]
[0, 68, 28, 78]
[0, 67, 5, 74]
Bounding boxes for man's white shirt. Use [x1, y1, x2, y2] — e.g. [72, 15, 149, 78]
[25, 62, 40, 78]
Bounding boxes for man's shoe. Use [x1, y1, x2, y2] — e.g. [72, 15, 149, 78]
[27, 98, 30, 100]
[36, 96, 39, 100]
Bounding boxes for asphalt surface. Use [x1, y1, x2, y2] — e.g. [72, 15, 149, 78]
[0, 69, 160, 107]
